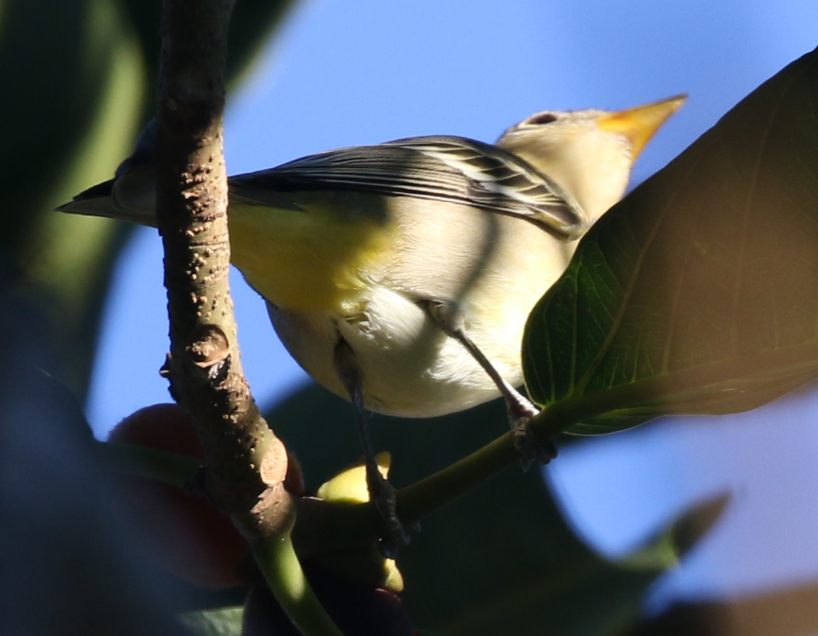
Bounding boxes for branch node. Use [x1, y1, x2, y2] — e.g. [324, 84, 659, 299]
[187, 323, 230, 367]
[250, 483, 297, 539]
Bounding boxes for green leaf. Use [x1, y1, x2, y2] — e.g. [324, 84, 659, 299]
[524, 46, 818, 435]
[265, 385, 726, 635]
[0, 0, 148, 402]
[621, 493, 730, 571]
[0, 0, 300, 399]
[181, 607, 243, 636]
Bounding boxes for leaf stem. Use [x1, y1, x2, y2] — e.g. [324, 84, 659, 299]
[397, 431, 518, 523]
[254, 534, 346, 636]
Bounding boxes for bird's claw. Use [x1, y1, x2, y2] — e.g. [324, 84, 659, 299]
[367, 470, 409, 557]
[509, 404, 557, 470]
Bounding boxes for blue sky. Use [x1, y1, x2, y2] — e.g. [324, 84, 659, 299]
[87, 0, 818, 609]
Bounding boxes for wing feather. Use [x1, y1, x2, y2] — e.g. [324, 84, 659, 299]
[229, 135, 586, 238]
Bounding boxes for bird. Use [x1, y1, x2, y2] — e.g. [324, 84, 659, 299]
[59, 94, 685, 547]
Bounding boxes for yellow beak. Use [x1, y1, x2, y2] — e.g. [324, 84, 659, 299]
[597, 94, 687, 159]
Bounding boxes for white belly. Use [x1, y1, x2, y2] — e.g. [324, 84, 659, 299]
[264, 200, 576, 418]
[268, 288, 507, 417]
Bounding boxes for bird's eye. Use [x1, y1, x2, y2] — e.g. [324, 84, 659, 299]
[528, 112, 558, 125]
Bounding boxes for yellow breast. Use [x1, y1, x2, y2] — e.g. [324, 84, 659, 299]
[227, 190, 399, 311]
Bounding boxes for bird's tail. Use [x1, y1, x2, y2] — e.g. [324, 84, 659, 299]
[56, 120, 160, 228]
[56, 173, 159, 228]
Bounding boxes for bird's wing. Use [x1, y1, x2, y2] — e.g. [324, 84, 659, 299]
[229, 136, 587, 239]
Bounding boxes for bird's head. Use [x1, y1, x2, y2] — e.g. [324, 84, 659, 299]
[496, 95, 686, 223]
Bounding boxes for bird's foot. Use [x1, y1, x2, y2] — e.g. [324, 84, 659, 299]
[366, 467, 409, 558]
[334, 338, 410, 556]
[508, 398, 558, 470]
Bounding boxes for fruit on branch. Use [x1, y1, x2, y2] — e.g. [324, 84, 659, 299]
[108, 403, 253, 588]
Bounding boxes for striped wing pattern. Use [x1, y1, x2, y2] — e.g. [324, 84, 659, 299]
[230, 135, 586, 238]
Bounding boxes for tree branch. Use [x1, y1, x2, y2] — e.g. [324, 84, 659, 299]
[155, 0, 289, 543]
[153, 2, 344, 633]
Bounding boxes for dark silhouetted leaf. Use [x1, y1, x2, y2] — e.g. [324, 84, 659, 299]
[265, 385, 725, 635]
[621, 581, 818, 636]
